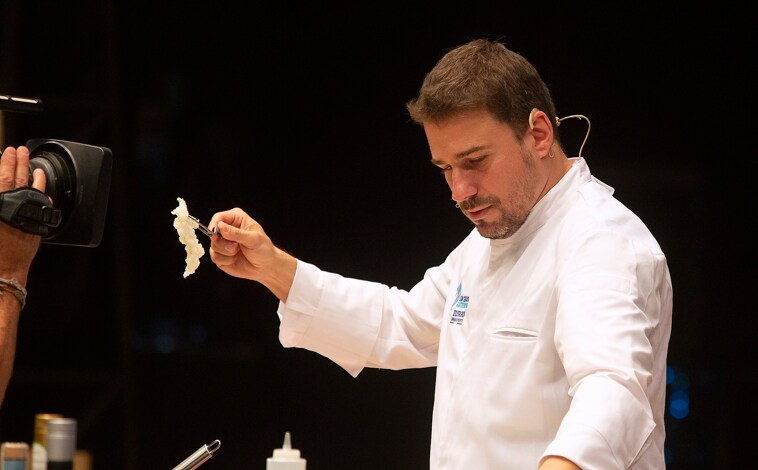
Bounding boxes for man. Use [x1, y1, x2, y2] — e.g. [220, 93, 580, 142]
[0, 145, 45, 406]
[208, 39, 673, 469]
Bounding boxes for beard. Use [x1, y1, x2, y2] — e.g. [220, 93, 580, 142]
[461, 147, 542, 240]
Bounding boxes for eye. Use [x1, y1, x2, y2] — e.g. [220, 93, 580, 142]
[464, 155, 486, 168]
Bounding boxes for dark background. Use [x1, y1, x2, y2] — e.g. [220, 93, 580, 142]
[0, 2, 753, 469]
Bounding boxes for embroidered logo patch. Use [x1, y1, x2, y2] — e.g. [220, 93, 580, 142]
[449, 282, 469, 325]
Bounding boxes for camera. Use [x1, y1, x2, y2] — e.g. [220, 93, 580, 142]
[28, 138, 113, 247]
[0, 94, 113, 247]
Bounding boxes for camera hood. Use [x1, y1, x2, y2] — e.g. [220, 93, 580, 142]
[27, 138, 113, 247]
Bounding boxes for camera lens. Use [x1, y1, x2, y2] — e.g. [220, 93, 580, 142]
[29, 151, 75, 202]
[28, 148, 77, 238]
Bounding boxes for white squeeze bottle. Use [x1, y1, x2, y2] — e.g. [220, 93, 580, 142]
[266, 432, 306, 470]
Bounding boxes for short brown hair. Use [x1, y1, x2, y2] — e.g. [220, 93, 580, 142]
[406, 39, 558, 141]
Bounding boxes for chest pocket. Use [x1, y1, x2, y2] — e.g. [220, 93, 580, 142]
[491, 326, 539, 341]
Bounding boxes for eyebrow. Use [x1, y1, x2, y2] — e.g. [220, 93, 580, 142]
[430, 145, 489, 166]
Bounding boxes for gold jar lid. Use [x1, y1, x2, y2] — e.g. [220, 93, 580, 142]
[33, 413, 63, 444]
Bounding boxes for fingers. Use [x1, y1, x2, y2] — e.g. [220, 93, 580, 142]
[0, 146, 18, 192]
[210, 232, 240, 257]
[209, 247, 238, 268]
[209, 208, 259, 246]
[20, 146, 47, 192]
[0, 146, 37, 192]
[30, 168, 47, 192]
[215, 216, 266, 251]
[208, 208, 266, 268]
[14, 146, 30, 189]
[209, 207, 251, 232]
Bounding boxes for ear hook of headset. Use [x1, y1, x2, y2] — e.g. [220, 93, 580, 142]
[556, 114, 591, 159]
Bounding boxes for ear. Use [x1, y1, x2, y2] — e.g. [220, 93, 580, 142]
[528, 108, 554, 159]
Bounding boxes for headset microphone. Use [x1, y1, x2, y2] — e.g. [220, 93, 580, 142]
[528, 108, 591, 158]
[556, 114, 591, 158]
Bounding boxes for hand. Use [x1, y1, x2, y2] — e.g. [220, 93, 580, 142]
[0, 146, 46, 285]
[209, 207, 297, 301]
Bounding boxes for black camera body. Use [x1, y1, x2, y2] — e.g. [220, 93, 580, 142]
[27, 138, 113, 247]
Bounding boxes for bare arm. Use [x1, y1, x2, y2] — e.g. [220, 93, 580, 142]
[0, 146, 45, 405]
[0, 286, 21, 406]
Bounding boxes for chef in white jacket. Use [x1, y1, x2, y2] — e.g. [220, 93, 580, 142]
[209, 38, 673, 470]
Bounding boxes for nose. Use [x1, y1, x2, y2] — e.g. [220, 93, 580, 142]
[448, 168, 477, 206]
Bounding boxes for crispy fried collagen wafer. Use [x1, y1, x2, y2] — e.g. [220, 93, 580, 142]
[171, 197, 206, 278]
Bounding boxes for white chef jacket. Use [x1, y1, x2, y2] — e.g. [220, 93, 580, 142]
[278, 158, 673, 469]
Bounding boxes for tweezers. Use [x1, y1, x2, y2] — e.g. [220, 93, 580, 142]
[188, 215, 219, 238]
